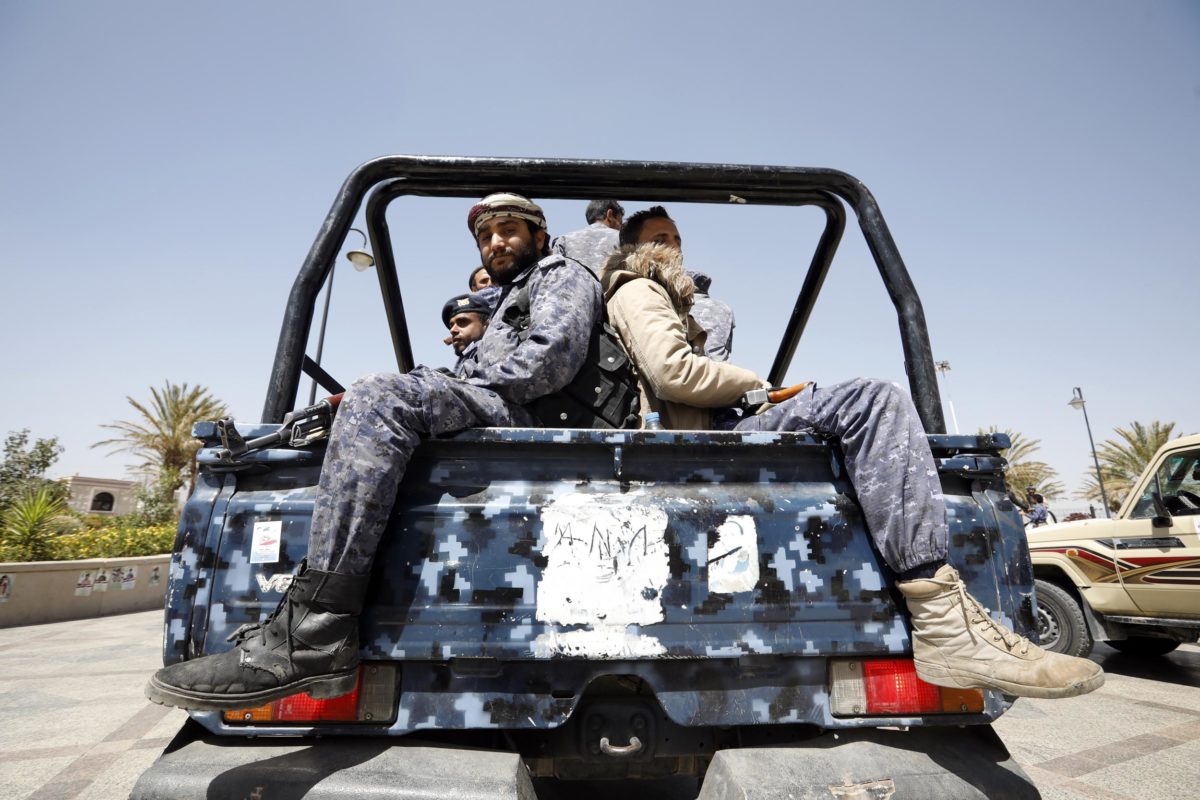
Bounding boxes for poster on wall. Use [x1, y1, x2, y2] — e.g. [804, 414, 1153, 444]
[119, 566, 137, 590]
[149, 566, 162, 587]
[75, 571, 95, 596]
[92, 568, 110, 593]
[0, 574, 11, 603]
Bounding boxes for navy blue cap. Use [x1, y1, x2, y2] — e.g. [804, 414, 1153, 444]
[442, 292, 492, 328]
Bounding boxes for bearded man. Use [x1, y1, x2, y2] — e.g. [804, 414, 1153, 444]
[601, 206, 1104, 701]
[147, 193, 603, 711]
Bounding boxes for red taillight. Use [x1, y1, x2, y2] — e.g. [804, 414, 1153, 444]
[223, 663, 397, 725]
[861, 658, 942, 714]
[830, 658, 985, 717]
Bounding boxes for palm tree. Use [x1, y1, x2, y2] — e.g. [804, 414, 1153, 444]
[1, 485, 67, 561]
[94, 382, 227, 498]
[1079, 420, 1177, 510]
[979, 426, 1064, 503]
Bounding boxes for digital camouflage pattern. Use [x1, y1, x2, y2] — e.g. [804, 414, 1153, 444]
[308, 254, 603, 575]
[689, 288, 735, 362]
[551, 223, 619, 275]
[165, 424, 1032, 738]
[733, 378, 947, 575]
[458, 255, 603, 405]
[452, 340, 480, 378]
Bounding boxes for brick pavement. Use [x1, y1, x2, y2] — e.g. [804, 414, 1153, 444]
[0, 610, 1196, 799]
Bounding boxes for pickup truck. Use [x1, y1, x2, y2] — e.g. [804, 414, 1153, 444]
[133, 156, 1042, 799]
[1028, 433, 1200, 658]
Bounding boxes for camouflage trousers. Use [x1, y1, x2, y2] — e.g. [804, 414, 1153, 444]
[733, 378, 948, 574]
[308, 367, 536, 575]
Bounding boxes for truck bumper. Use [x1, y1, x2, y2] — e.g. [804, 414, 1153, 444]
[131, 720, 537, 800]
[698, 725, 1038, 799]
[134, 720, 1036, 799]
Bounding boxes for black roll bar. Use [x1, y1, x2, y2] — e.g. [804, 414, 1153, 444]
[263, 156, 945, 433]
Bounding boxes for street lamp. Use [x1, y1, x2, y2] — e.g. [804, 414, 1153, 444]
[1068, 387, 1111, 518]
[309, 227, 375, 404]
[934, 360, 960, 434]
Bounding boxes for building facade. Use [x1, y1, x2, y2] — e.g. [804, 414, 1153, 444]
[64, 476, 140, 517]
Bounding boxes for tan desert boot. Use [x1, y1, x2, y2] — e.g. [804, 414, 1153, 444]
[898, 564, 1104, 698]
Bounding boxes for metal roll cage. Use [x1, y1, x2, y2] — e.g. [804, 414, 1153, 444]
[263, 156, 945, 434]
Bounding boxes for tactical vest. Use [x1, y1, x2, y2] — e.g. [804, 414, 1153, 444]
[501, 261, 641, 430]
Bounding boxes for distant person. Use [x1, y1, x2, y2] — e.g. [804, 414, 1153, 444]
[686, 270, 735, 362]
[468, 265, 493, 291]
[441, 292, 492, 375]
[552, 199, 624, 274]
[1024, 491, 1049, 527]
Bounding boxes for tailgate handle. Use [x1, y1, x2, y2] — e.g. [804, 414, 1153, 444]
[599, 736, 643, 757]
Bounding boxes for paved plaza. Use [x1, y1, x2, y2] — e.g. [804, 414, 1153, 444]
[0, 610, 1196, 799]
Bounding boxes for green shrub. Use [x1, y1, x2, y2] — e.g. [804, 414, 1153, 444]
[0, 485, 67, 561]
[49, 522, 176, 561]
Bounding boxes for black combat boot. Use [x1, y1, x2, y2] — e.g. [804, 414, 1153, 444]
[146, 562, 368, 711]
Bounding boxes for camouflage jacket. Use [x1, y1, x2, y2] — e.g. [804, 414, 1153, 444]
[452, 340, 480, 379]
[689, 291, 735, 362]
[459, 254, 603, 406]
[551, 223, 619, 275]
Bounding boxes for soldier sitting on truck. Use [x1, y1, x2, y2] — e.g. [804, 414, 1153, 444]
[601, 206, 1104, 700]
[551, 198, 624, 274]
[146, 193, 608, 711]
[468, 264, 492, 291]
[441, 291, 491, 376]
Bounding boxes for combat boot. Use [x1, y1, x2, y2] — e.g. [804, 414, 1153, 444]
[898, 564, 1104, 699]
[146, 561, 367, 711]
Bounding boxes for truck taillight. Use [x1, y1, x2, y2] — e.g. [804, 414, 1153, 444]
[223, 663, 398, 725]
[829, 658, 985, 717]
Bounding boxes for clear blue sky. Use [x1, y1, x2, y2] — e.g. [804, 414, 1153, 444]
[2, 1, 1197, 500]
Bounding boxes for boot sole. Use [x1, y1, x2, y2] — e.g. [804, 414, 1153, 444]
[915, 659, 1105, 699]
[145, 668, 358, 712]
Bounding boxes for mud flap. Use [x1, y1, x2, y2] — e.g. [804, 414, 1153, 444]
[697, 725, 1038, 800]
[131, 719, 537, 800]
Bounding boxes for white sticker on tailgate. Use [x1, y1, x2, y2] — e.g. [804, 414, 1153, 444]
[707, 515, 759, 594]
[251, 520, 283, 564]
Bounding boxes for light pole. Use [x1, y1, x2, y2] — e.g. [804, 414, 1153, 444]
[1068, 387, 1111, 518]
[309, 227, 375, 404]
[934, 360, 960, 434]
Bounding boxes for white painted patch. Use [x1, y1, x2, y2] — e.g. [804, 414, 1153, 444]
[707, 515, 759, 594]
[532, 625, 667, 658]
[250, 520, 282, 564]
[533, 493, 669, 657]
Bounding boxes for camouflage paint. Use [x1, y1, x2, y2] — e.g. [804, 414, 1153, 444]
[165, 426, 1030, 737]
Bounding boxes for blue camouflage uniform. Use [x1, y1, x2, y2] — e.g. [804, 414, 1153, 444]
[309, 254, 603, 576]
[687, 271, 735, 362]
[452, 340, 480, 378]
[552, 222, 619, 275]
[731, 379, 948, 574]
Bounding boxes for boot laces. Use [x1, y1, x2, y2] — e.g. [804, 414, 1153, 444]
[226, 581, 300, 666]
[930, 575, 1031, 655]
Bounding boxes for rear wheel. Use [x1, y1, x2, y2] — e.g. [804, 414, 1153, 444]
[1033, 579, 1093, 658]
[1107, 636, 1181, 657]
